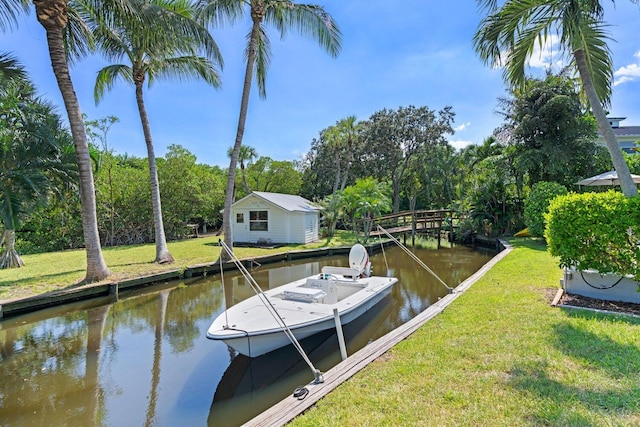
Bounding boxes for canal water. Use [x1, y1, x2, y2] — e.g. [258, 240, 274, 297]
[0, 244, 494, 426]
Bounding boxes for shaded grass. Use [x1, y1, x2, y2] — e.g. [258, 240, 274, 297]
[292, 240, 640, 426]
[0, 231, 359, 301]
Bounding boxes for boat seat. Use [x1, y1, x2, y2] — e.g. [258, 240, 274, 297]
[283, 287, 326, 303]
[321, 266, 361, 279]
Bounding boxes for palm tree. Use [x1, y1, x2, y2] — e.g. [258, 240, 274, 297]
[93, 0, 222, 264]
[227, 144, 257, 195]
[198, 0, 342, 254]
[474, 0, 639, 197]
[25, 0, 150, 281]
[0, 66, 77, 268]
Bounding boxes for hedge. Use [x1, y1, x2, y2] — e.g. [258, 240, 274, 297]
[524, 181, 568, 237]
[545, 190, 640, 281]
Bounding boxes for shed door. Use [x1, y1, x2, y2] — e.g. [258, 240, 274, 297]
[235, 211, 248, 239]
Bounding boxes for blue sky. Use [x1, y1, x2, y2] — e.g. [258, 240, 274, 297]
[2, 1, 640, 167]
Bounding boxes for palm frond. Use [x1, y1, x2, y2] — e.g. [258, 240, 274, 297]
[0, 0, 29, 32]
[195, 0, 246, 28]
[94, 64, 133, 103]
[265, 2, 341, 58]
[570, 18, 613, 106]
[247, 24, 271, 99]
[147, 55, 221, 87]
[63, 5, 95, 63]
[0, 52, 26, 81]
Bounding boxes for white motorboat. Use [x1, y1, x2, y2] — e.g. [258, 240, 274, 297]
[206, 244, 398, 357]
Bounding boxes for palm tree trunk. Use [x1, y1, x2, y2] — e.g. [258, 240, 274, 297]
[36, 3, 110, 281]
[135, 81, 174, 264]
[574, 48, 638, 197]
[223, 16, 262, 258]
[0, 229, 24, 268]
[240, 162, 251, 194]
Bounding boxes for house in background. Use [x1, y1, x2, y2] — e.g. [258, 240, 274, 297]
[596, 117, 640, 154]
[230, 191, 320, 245]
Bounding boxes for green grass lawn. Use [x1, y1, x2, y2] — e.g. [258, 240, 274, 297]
[0, 231, 359, 302]
[291, 239, 640, 426]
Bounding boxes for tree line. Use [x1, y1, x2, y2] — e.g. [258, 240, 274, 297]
[3, 63, 639, 265]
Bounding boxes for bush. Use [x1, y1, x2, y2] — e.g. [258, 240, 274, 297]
[524, 181, 567, 237]
[545, 191, 640, 281]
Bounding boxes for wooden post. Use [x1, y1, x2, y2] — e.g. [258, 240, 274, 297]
[109, 283, 119, 301]
[411, 210, 416, 246]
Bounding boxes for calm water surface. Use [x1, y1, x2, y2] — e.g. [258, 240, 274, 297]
[0, 245, 493, 426]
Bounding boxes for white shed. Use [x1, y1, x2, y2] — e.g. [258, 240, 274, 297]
[230, 192, 320, 244]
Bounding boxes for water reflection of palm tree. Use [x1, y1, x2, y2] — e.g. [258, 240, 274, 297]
[145, 289, 171, 427]
[86, 305, 111, 425]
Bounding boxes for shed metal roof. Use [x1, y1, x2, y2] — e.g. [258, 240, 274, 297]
[236, 192, 320, 213]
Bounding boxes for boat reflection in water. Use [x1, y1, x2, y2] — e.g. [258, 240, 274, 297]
[207, 294, 393, 426]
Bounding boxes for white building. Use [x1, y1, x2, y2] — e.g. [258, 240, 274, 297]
[230, 192, 320, 245]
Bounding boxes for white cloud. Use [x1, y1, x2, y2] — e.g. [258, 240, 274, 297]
[527, 35, 565, 70]
[454, 122, 471, 132]
[614, 51, 640, 86]
[449, 139, 473, 150]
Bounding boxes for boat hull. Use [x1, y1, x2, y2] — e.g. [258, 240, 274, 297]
[207, 275, 397, 357]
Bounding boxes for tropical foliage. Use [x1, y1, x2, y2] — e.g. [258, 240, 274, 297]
[523, 181, 567, 237]
[0, 62, 77, 267]
[338, 178, 391, 243]
[474, 0, 638, 197]
[500, 72, 607, 186]
[18, 144, 227, 254]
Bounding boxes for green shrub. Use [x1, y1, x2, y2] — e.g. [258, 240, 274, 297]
[524, 181, 568, 237]
[545, 191, 640, 281]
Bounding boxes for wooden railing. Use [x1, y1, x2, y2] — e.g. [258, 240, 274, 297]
[354, 209, 456, 247]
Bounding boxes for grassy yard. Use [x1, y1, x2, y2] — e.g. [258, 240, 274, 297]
[0, 232, 359, 302]
[291, 239, 640, 426]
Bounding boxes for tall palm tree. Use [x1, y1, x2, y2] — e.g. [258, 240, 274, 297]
[198, 0, 342, 254]
[227, 144, 257, 195]
[474, 0, 639, 197]
[0, 66, 77, 268]
[93, 0, 222, 263]
[27, 0, 150, 281]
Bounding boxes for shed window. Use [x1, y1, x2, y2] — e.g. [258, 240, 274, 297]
[236, 213, 244, 223]
[249, 210, 268, 231]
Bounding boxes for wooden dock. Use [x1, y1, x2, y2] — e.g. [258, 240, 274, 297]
[244, 239, 512, 426]
[363, 209, 455, 248]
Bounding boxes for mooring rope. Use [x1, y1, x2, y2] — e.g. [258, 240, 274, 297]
[218, 240, 324, 384]
[376, 225, 453, 292]
[219, 250, 229, 328]
[378, 232, 391, 276]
